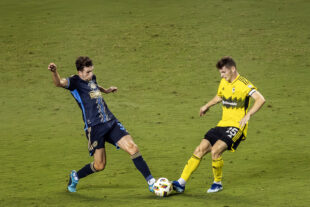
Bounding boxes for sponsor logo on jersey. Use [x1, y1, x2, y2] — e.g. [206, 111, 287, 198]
[89, 82, 97, 89]
[222, 96, 246, 109]
[89, 90, 102, 99]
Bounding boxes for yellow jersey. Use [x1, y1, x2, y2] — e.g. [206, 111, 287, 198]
[216, 75, 257, 137]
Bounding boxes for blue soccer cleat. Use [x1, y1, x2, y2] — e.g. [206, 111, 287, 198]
[149, 183, 154, 193]
[67, 170, 79, 192]
[207, 183, 223, 193]
[172, 180, 185, 193]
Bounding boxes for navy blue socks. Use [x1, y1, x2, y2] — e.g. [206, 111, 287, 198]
[131, 152, 154, 183]
[77, 162, 97, 179]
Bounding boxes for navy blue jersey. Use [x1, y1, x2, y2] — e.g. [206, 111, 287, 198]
[65, 75, 115, 130]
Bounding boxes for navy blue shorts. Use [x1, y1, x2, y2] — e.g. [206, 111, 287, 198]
[85, 119, 129, 156]
[204, 127, 245, 151]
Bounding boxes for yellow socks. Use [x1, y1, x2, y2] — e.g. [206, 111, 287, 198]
[212, 157, 224, 182]
[179, 155, 224, 184]
[180, 154, 202, 182]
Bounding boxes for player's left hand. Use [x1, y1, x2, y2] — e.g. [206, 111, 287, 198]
[109, 86, 118, 93]
[239, 114, 250, 128]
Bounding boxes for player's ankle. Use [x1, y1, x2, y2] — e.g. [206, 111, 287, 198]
[148, 178, 156, 185]
[178, 178, 186, 187]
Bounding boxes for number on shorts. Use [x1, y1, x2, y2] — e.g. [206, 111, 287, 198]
[226, 127, 239, 138]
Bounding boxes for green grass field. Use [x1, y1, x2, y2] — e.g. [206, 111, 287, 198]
[1, 0, 310, 206]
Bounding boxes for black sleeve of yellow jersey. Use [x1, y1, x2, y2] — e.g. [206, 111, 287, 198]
[246, 83, 257, 96]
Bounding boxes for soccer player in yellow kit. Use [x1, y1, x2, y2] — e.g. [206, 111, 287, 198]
[172, 56, 265, 193]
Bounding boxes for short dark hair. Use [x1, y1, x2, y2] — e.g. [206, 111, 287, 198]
[216, 56, 236, 69]
[75, 56, 93, 71]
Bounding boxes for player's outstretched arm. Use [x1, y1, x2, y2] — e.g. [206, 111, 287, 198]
[239, 91, 265, 128]
[48, 63, 68, 88]
[199, 95, 222, 116]
[98, 85, 118, 94]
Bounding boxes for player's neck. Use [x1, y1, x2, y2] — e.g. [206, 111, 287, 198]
[78, 74, 91, 82]
[229, 72, 239, 83]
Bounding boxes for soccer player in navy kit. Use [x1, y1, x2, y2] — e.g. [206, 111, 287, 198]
[48, 56, 155, 193]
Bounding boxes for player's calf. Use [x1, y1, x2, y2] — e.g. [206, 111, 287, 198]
[131, 151, 155, 192]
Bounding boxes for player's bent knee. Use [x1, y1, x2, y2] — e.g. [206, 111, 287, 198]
[211, 148, 222, 160]
[127, 143, 139, 155]
[194, 146, 207, 158]
[94, 162, 106, 171]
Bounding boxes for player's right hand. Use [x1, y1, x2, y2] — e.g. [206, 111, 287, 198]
[48, 63, 57, 72]
[199, 105, 209, 116]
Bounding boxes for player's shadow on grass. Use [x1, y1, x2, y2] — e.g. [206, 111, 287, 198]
[181, 191, 256, 206]
[130, 191, 185, 200]
[79, 183, 136, 190]
[60, 184, 151, 201]
[62, 192, 105, 202]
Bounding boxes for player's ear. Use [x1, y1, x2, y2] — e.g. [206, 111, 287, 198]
[78, 68, 84, 74]
[231, 66, 236, 73]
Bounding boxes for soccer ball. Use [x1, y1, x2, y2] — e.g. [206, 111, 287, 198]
[153, 177, 173, 197]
